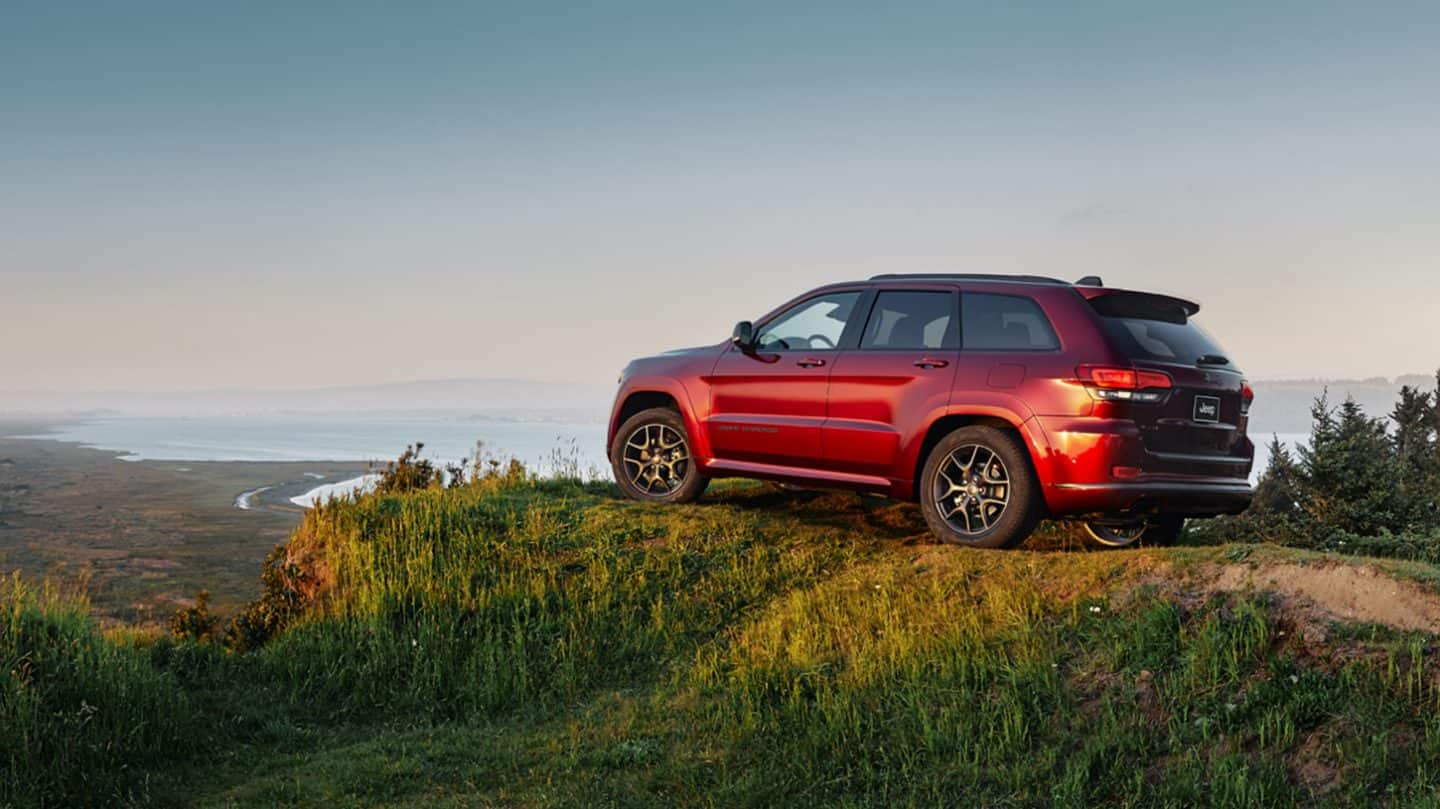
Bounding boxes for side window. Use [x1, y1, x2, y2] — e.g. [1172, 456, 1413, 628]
[756, 291, 861, 351]
[859, 291, 958, 350]
[962, 293, 1060, 351]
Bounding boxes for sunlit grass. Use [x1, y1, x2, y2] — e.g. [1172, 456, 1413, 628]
[8, 473, 1440, 806]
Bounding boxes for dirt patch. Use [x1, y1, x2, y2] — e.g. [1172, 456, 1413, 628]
[1288, 726, 1343, 796]
[1208, 562, 1440, 633]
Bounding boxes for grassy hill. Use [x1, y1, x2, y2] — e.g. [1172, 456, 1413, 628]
[8, 474, 1440, 807]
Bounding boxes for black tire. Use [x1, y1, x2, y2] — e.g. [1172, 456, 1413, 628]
[919, 425, 1043, 549]
[610, 408, 709, 504]
[1082, 516, 1184, 549]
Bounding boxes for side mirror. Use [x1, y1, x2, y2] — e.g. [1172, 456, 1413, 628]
[731, 321, 756, 351]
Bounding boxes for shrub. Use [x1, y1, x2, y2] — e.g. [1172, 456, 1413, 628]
[169, 589, 218, 643]
[224, 545, 309, 653]
[375, 442, 440, 494]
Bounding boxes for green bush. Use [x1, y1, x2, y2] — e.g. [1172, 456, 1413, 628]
[223, 544, 307, 653]
[168, 589, 218, 643]
[374, 442, 441, 495]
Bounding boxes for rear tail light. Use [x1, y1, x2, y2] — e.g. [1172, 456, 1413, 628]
[1077, 365, 1172, 403]
[1240, 380, 1254, 415]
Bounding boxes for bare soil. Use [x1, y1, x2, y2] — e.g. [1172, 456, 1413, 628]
[1209, 561, 1440, 633]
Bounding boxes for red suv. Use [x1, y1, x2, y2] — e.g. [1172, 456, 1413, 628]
[608, 274, 1253, 549]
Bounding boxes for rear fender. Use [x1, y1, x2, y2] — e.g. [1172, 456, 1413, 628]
[900, 399, 1057, 502]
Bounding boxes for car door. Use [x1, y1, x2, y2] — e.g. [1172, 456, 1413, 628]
[822, 288, 960, 478]
[705, 289, 866, 467]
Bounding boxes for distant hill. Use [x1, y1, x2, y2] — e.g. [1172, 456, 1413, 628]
[1250, 374, 1436, 434]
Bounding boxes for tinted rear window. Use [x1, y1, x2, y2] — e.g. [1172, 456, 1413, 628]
[1089, 294, 1230, 365]
[961, 293, 1059, 351]
[861, 291, 958, 350]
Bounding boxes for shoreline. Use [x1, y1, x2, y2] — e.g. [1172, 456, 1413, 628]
[2, 428, 375, 515]
[289, 473, 382, 508]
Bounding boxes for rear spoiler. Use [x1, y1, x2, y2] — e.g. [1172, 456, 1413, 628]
[1076, 288, 1201, 323]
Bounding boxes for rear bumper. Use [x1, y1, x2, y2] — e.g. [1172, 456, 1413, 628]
[1048, 479, 1253, 518]
[1033, 415, 1254, 518]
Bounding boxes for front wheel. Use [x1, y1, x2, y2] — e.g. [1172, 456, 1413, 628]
[610, 408, 709, 504]
[919, 426, 1043, 549]
[1083, 516, 1184, 549]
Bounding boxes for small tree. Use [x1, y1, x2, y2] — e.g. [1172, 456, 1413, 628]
[1392, 384, 1436, 526]
[1392, 385, 1433, 472]
[1252, 437, 1303, 518]
[1299, 395, 1404, 536]
[1430, 369, 1440, 481]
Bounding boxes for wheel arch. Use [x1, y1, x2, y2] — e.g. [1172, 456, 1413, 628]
[614, 390, 680, 430]
[910, 410, 1053, 503]
[609, 378, 710, 462]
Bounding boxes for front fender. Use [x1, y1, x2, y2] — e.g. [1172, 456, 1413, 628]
[608, 375, 712, 462]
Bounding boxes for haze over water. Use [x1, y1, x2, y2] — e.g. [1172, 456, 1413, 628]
[13, 417, 610, 476]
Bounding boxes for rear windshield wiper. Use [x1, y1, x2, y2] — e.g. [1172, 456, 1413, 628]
[1196, 354, 1230, 366]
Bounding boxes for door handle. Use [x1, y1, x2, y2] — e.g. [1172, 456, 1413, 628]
[796, 357, 827, 368]
[914, 358, 950, 369]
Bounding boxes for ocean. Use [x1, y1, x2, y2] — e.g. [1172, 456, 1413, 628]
[15, 416, 611, 473]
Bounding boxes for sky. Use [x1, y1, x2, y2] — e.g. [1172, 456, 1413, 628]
[4, 1, 1440, 393]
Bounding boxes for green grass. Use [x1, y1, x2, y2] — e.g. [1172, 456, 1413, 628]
[1, 577, 197, 806]
[8, 476, 1440, 807]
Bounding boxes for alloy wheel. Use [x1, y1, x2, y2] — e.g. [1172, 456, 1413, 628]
[1084, 522, 1150, 548]
[621, 423, 690, 496]
[933, 444, 1010, 536]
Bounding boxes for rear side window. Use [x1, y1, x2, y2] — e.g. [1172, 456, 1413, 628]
[961, 293, 1059, 351]
[1089, 293, 1230, 364]
[860, 291, 958, 350]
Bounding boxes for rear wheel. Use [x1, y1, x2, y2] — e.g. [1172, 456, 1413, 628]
[919, 426, 1043, 549]
[1083, 515, 1184, 549]
[610, 408, 709, 504]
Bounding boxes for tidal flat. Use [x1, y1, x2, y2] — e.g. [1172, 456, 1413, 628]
[0, 420, 370, 623]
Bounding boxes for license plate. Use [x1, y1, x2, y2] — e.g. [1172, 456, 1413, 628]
[1193, 395, 1221, 423]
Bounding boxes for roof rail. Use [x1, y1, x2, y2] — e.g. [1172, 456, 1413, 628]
[868, 273, 1071, 285]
